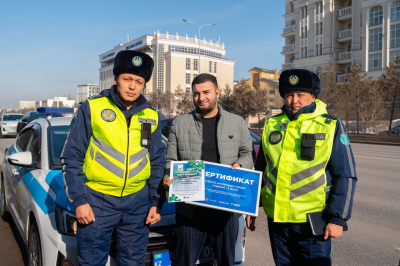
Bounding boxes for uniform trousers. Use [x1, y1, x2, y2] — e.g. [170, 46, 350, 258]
[172, 207, 238, 266]
[267, 217, 332, 266]
[77, 185, 149, 266]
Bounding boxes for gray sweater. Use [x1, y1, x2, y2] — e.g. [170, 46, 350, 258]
[165, 106, 253, 217]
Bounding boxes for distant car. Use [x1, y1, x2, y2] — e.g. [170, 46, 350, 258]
[380, 125, 400, 136]
[159, 118, 262, 162]
[17, 111, 64, 133]
[0, 113, 23, 138]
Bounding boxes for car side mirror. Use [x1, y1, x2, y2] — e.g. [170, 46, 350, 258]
[7, 152, 37, 168]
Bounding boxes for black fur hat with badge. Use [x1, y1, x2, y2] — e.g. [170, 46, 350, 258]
[278, 69, 322, 99]
[113, 50, 154, 82]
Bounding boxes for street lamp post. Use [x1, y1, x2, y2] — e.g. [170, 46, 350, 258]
[182, 19, 216, 73]
[84, 61, 96, 85]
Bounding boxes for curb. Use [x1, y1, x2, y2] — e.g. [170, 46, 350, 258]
[349, 139, 400, 146]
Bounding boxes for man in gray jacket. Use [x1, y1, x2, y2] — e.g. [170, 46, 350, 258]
[163, 73, 253, 266]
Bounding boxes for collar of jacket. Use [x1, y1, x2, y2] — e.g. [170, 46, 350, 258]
[282, 99, 327, 122]
[99, 85, 150, 113]
[191, 105, 224, 121]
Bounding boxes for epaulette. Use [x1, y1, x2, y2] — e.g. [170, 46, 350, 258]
[146, 104, 157, 112]
[321, 114, 341, 124]
[87, 94, 106, 101]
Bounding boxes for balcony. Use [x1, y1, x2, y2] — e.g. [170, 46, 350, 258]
[337, 74, 348, 82]
[338, 7, 352, 21]
[337, 29, 352, 42]
[282, 62, 294, 70]
[281, 44, 295, 54]
[337, 52, 352, 64]
[282, 25, 295, 36]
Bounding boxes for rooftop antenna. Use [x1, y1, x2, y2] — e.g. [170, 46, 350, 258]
[218, 36, 220, 43]
[127, 35, 130, 42]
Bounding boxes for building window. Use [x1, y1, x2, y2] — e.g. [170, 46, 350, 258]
[209, 61, 212, 72]
[304, 47, 308, 58]
[316, 23, 320, 35]
[186, 86, 191, 92]
[168, 45, 222, 58]
[305, 26, 308, 38]
[155, 44, 165, 92]
[194, 74, 198, 79]
[369, 6, 383, 26]
[269, 98, 275, 103]
[390, 50, 400, 63]
[319, 44, 322, 55]
[214, 62, 217, 73]
[369, 53, 382, 71]
[186, 58, 190, 70]
[301, 48, 304, 58]
[290, 3, 294, 13]
[320, 22, 323, 34]
[186, 73, 190, 84]
[194, 59, 198, 70]
[369, 28, 382, 51]
[269, 90, 275, 95]
[391, 1, 400, 21]
[390, 24, 400, 48]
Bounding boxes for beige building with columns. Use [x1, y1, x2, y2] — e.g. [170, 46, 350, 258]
[99, 31, 234, 95]
[282, 0, 400, 81]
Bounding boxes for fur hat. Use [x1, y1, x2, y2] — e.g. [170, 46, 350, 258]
[279, 69, 321, 98]
[113, 50, 154, 82]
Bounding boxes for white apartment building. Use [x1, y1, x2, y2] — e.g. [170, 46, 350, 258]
[282, 0, 400, 81]
[77, 83, 101, 104]
[99, 31, 235, 94]
[18, 101, 36, 110]
[36, 97, 75, 108]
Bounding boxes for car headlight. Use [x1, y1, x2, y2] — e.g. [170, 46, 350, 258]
[55, 203, 77, 236]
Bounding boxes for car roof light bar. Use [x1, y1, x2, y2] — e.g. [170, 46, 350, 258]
[37, 107, 74, 114]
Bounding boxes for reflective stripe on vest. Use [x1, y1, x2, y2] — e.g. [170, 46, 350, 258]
[83, 96, 158, 197]
[261, 99, 337, 223]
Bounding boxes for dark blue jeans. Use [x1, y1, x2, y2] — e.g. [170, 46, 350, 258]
[172, 207, 239, 266]
[77, 186, 149, 266]
[267, 217, 332, 266]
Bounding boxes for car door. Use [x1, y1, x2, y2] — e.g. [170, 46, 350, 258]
[18, 124, 41, 233]
[8, 126, 34, 224]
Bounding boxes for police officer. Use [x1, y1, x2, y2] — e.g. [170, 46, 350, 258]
[248, 69, 357, 265]
[61, 50, 166, 266]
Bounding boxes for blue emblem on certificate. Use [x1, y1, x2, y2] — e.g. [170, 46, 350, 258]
[340, 133, 350, 146]
[132, 56, 142, 66]
[101, 109, 116, 122]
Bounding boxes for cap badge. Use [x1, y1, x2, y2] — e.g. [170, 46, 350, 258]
[101, 109, 116, 122]
[289, 75, 299, 85]
[132, 56, 142, 67]
[269, 131, 283, 145]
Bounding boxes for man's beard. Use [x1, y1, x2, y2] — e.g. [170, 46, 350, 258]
[195, 98, 217, 115]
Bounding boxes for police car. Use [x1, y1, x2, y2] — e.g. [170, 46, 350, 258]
[0, 107, 246, 266]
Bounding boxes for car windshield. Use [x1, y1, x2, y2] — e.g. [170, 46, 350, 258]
[31, 112, 63, 120]
[47, 125, 69, 169]
[3, 114, 23, 121]
[249, 130, 261, 144]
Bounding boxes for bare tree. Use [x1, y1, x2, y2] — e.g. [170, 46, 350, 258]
[253, 88, 269, 129]
[319, 62, 341, 116]
[174, 85, 194, 115]
[379, 55, 400, 131]
[219, 83, 258, 120]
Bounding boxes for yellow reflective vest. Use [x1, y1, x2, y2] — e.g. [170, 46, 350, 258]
[261, 100, 336, 223]
[83, 96, 158, 197]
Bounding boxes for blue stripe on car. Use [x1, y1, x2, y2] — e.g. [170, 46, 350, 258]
[45, 170, 75, 212]
[21, 172, 55, 215]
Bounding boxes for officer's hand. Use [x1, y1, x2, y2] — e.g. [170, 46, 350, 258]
[231, 163, 241, 170]
[163, 177, 173, 191]
[246, 215, 256, 231]
[75, 204, 95, 225]
[324, 223, 343, 240]
[146, 206, 161, 225]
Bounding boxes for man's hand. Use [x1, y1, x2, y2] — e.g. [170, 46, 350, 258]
[163, 176, 173, 191]
[75, 204, 95, 225]
[231, 163, 241, 170]
[324, 223, 343, 240]
[246, 215, 256, 231]
[146, 207, 161, 225]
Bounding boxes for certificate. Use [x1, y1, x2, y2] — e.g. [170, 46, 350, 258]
[168, 161, 205, 202]
[187, 162, 263, 216]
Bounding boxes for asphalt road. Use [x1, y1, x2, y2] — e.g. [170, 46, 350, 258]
[0, 138, 399, 266]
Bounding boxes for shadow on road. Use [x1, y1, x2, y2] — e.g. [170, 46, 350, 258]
[3, 217, 28, 266]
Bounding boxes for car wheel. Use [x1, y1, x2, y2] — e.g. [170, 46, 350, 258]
[1, 177, 10, 221]
[28, 220, 43, 266]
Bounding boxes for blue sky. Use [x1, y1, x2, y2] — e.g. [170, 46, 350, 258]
[0, 0, 284, 109]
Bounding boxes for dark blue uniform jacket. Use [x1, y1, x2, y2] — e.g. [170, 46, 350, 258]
[254, 102, 357, 226]
[61, 86, 166, 209]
